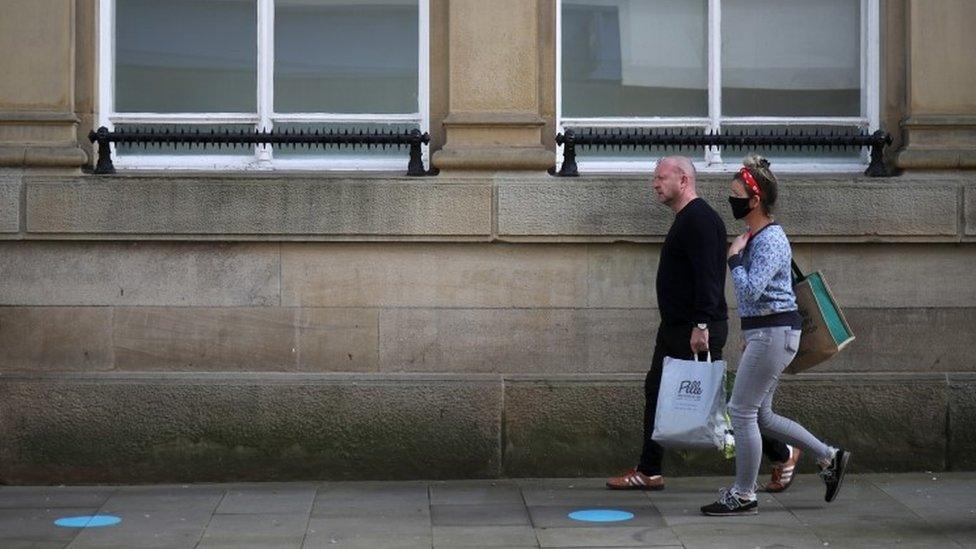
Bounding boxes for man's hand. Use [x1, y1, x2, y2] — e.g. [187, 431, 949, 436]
[690, 328, 710, 355]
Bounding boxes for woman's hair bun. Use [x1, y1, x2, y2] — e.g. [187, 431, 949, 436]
[742, 154, 770, 170]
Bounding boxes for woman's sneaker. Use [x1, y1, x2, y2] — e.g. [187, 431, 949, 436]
[819, 448, 851, 502]
[701, 489, 758, 516]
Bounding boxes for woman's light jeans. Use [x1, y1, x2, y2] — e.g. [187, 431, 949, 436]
[729, 326, 835, 497]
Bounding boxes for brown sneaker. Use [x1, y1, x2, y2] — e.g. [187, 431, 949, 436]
[764, 445, 801, 493]
[605, 468, 665, 491]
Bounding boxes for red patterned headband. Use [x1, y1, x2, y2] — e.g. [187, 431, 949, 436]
[738, 168, 764, 198]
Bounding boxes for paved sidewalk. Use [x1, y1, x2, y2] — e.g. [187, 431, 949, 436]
[0, 473, 974, 548]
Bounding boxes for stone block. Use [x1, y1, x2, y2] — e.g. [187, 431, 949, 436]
[498, 175, 960, 238]
[502, 374, 949, 477]
[701, 176, 960, 238]
[966, 185, 976, 236]
[281, 243, 588, 308]
[0, 241, 279, 306]
[0, 1, 74, 110]
[0, 374, 503, 483]
[497, 179, 671, 236]
[806, 243, 976, 308]
[113, 308, 378, 372]
[708, 307, 976, 374]
[808, 308, 976, 373]
[948, 374, 976, 470]
[714, 179, 959, 237]
[25, 176, 491, 236]
[0, 307, 113, 372]
[502, 376, 646, 477]
[587, 242, 738, 310]
[295, 308, 379, 373]
[773, 375, 947, 472]
[585, 243, 658, 308]
[0, 175, 20, 233]
[448, 0, 539, 113]
[378, 309, 655, 374]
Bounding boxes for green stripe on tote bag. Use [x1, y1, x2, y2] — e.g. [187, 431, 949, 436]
[786, 260, 855, 374]
[807, 272, 855, 346]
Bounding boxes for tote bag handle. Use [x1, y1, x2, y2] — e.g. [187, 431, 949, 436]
[791, 259, 806, 285]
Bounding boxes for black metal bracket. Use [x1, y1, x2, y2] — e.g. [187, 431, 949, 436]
[554, 128, 893, 177]
[88, 126, 434, 176]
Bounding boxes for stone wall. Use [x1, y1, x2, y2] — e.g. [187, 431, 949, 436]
[0, 170, 974, 483]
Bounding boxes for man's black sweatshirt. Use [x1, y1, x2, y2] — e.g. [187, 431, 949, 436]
[656, 197, 729, 326]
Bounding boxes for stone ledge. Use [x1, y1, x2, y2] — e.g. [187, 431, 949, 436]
[0, 372, 968, 483]
[497, 176, 963, 238]
[0, 145, 87, 168]
[13, 172, 974, 241]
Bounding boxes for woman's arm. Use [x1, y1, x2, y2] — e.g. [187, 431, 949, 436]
[728, 234, 788, 304]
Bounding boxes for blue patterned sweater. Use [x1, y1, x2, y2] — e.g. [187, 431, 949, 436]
[727, 223, 798, 319]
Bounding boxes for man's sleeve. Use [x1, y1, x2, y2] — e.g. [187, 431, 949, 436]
[686, 218, 725, 324]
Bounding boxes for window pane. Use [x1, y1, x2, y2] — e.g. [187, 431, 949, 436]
[722, 0, 861, 117]
[115, 0, 257, 113]
[720, 125, 863, 163]
[275, 0, 418, 114]
[562, 0, 707, 117]
[272, 122, 419, 158]
[114, 124, 255, 156]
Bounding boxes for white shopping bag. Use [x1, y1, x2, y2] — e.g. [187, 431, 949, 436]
[651, 352, 730, 451]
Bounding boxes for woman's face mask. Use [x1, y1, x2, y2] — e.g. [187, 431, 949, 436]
[728, 196, 753, 219]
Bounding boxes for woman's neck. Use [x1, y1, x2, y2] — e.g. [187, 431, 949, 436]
[745, 212, 774, 235]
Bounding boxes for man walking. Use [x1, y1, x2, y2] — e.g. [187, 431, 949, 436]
[606, 156, 797, 491]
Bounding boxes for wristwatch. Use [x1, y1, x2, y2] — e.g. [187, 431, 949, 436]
[694, 323, 708, 331]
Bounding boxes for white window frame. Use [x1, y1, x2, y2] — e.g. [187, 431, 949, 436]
[556, 0, 881, 173]
[98, 0, 430, 171]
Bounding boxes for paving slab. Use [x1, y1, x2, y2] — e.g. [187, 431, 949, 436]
[867, 472, 976, 548]
[433, 526, 539, 547]
[216, 484, 317, 515]
[431, 504, 531, 527]
[65, 507, 212, 548]
[305, 514, 432, 549]
[535, 525, 680, 548]
[771, 476, 960, 548]
[196, 513, 308, 549]
[98, 485, 224, 514]
[527, 505, 665, 529]
[0, 507, 97, 546]
[0, 486, 116, 509]
[430, 481, 524, 506]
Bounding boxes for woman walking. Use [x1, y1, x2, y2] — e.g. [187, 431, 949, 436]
[700, 155, 850, 516]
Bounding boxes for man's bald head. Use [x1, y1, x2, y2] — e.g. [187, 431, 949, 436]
[659, 156, 697, 187]
[652, 156, 699, 212]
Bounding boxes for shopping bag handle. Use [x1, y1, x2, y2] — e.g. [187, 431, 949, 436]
[692, 351, 712, 363]
[791, 259, 806, 285]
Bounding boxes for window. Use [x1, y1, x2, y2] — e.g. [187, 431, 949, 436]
[99, 0, 429, 170]
[557, 0, 880, 172]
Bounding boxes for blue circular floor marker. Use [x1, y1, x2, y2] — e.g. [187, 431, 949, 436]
[568, 509, 635, 523]
[55, 515, 122, 528]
